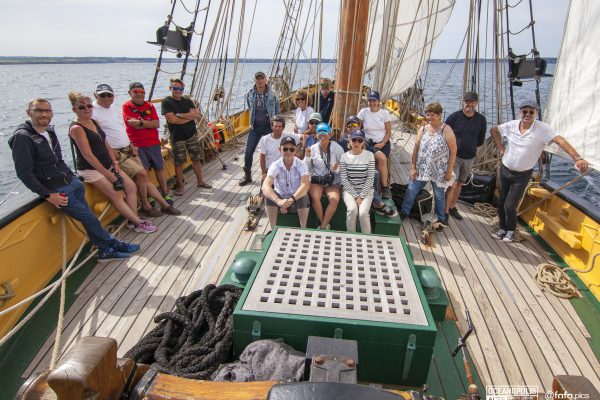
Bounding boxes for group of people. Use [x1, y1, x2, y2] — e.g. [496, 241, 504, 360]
[9, 78, 214, 261]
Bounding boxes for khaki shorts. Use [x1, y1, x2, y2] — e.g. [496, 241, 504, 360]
[173, 134, 203, 166]
[115, 148, 145, 178]
[78, 169, 105, 183]
[453, 157, 475, 184]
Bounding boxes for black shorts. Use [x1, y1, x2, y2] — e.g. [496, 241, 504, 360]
[366, 140, 391, 158]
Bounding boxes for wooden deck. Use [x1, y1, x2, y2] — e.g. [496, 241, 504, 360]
[24, 130, 600, 393]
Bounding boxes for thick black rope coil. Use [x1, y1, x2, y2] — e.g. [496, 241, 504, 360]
[124, 284, 243, 379]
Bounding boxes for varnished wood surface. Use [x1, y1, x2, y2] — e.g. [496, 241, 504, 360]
[24, 126, 600, 394]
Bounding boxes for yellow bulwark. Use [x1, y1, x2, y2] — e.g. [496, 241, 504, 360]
[520, 186, 600, 300]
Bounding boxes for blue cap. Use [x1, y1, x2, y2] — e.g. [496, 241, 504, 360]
[519, 99, 539, 110]
[316, 123, 331, 134]
[367, 91, 380, 100]
[349, 128, 365, 139]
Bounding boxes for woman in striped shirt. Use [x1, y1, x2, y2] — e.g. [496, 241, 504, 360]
[340, 129, 376, 233]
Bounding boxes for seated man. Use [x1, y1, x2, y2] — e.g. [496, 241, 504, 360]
[259, 115, 302, 183]
[92, 84, 181, 217]
[303, 112, 323, 151]
[358, 91, 392, 199]
[9, 98, 140, 262]
[262, 136, 310, 230]
[122, 82, 173, 205]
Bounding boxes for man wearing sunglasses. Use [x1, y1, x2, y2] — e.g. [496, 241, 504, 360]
[240, 71, 281, 186]
[490, 99, 589, 243]
[311, 78, 335, 124]
[93, 84, 181, 217]
[262, 136, 310, 230]
[161, 78, 211, 195]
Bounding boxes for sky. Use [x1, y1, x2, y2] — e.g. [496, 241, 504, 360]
[0, 0, 569, 60]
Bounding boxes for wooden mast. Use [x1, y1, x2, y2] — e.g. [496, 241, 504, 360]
[330, 0, 370, 136]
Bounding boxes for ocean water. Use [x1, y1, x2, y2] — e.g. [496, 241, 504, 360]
[1, 61, 598, 217]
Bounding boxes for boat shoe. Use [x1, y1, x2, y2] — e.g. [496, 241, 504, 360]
[161, 205, 182, 215]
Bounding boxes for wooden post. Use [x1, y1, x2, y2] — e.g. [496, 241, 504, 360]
[330, 0, 370, 137]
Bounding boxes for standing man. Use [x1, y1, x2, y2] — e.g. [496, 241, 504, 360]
[161, 78, 212, 195]
[9, 98, 140, 262]
[240, 71, 280, 186]
[122, 82, 172, 205]
[93, 84, 180, 217]
[311, 78, 335, 124]
[444, 91, 487, 222]
[490, 100, 589, 243]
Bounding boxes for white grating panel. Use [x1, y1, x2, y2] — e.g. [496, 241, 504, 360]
[243, 228, 428, 326]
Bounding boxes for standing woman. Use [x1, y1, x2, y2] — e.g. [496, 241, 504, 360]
[401, 102, 457, 228]
[293, 89, 315, 136]
[67, 92, 157, 233]
[304, 123, 345, 230]
[340, 129, 376, 233]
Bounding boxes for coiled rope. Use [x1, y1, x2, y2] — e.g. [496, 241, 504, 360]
[124, 284, 242, 379]
[534, 263, 581, 299]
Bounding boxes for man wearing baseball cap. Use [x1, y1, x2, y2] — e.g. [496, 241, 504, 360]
[443, 91, 487, 223]
[490, 99, 589, 243]
[240, 71, 280, 186]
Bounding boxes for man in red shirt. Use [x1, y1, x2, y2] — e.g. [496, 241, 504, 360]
[122, 82, 172, 204]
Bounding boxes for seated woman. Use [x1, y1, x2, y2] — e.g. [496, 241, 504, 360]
[67, 92, 157, 234]
[303, 112, 323, 150]
[262, 136, 311, 230]
[338, 115, 362, 152]
[304, 123, 344, 230]
[340, 129, 376, 233]
[401, 102, 456, 228]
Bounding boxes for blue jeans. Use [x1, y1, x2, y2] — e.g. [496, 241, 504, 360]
[401, 180, 446, 222]
[57, 178, 114, 251]
[498, 164, 533, 231]
[243, 122, 271, 170]
[373, 170, 382, 205]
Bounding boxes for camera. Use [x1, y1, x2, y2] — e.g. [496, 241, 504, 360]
[365, 138, 375, 147]
[112, 171, 125, 191]
[311, 172, 334, 186]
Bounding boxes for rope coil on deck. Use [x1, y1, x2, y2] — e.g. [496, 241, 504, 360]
[534, 263, 581, 299]
[124, 284, 243, 379]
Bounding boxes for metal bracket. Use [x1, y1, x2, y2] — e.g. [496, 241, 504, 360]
[402, 334, 417, 380]
[251, 320, 262, 341]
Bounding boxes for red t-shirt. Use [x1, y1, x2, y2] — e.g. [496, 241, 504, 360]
[122, 100, 161, 148]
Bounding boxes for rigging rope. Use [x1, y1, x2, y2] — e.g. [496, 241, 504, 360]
[124, 284, 242, 379]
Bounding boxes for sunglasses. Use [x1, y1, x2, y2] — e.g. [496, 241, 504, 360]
[282, 147, 296, 152]
[131, 89, 145, 95]
[351, 138, 364, 143]
[317, 133, 329, 137]
[98, 93, 114, 98]
[347, 123, 359, 128]
[77, 104, 93, 110]
[309, 120, 317, 125]
[320, 84, 330, 87]
[521, 110, 536, 115]
[296, 98, 306, 101]
[172, 86, 185, 92]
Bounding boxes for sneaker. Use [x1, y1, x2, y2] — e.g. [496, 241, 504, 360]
[142, 207, 162, 217]
[381, 186, 392, 200]
[503, 230, 515, 243]
[449, 207, 463, 220]
[373, 204, 398, 217]
[134, 220, 158, 234]
[98, 247, 131, 263]
[163, 193, 174, 205]
[161, 205, 182, 215]
[490, 228, 506, 240]
[113, 241, 141, 254]
[147, 196, 157, 208]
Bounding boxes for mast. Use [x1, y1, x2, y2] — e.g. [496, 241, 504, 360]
[330, 0, 370, 135]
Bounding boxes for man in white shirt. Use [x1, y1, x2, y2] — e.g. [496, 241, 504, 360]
[93, 84, 180, 217]
[259, 115, 301, 181]
[490, 99, 589, 243]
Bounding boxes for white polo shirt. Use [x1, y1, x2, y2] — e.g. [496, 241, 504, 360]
[357, 107, 391, 142]
[259, 133, 302, 169]
[498, 119, 557, 171]
[92, 102, 131, 148]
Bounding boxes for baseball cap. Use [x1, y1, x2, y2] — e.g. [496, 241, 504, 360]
[349, 128, 365, 139]
[463, 91, 478, 101]
[280, 136, 297, 147]
[129, 82, 145, 90]
[309, 112, 323, 123]
[519, 99, 540, 110]
[95, 84, 114, 94]
[316, 123, 331, 134]
[367, 91, 380, 100]
[255, 71, 266, 79]
[346, 115, 361, 126]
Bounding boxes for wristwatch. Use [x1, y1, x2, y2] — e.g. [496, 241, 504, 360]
[176, 113, 182, 118]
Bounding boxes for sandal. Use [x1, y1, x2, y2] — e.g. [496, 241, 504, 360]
[197, 182, 212, 189]
[373, 203, 398, 217]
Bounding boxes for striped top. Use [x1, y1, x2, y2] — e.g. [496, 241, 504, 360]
[340, 150, 375, 199]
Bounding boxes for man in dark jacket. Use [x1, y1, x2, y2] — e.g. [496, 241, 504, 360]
[311, 78, 335, 124]
[9, 98, 140, 261]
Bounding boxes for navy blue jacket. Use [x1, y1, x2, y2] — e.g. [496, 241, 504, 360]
[9, 121, 75, 198]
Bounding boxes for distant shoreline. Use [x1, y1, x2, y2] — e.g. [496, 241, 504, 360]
[0, 56, 557, 65]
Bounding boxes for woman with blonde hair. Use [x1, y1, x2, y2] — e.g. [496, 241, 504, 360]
[293, 89, 314, 136]
[67, 91, 157, 234]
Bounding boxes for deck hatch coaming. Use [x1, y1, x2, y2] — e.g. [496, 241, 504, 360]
[242, 227, 428, 326]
